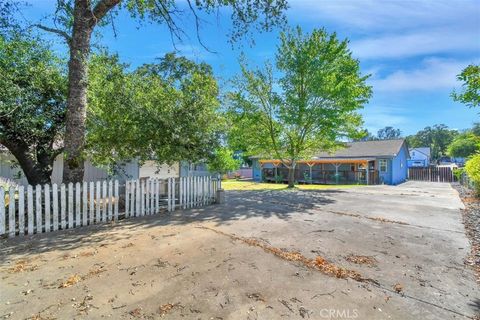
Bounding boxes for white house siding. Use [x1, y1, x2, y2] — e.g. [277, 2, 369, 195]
[0, 152, 139, 186]
[139, 161, 179, 179]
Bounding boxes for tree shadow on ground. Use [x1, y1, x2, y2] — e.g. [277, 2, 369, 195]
[0, 189, 341, 260]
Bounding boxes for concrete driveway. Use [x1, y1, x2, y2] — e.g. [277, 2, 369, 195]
[0, 182, 478, 319]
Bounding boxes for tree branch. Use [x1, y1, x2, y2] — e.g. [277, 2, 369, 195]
[33, 24, 71, 45]
[91, 0, 121, 27]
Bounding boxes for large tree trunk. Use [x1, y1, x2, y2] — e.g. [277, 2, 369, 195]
[287, 164, 296, 188]
[63, 0, 94, 183]
[2, 140, 53, 186]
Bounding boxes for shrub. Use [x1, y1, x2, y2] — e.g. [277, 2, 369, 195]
[465, 153, 480, 195]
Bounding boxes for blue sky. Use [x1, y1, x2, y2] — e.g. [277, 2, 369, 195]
[22, 0, 480, 135]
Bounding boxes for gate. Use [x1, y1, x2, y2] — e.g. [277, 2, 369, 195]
[408, 167, 455, 182]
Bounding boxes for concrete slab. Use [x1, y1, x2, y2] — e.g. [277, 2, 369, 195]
[0, 182, 477, 319]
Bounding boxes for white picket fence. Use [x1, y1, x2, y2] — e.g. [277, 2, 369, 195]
[0, 176, 221, 238]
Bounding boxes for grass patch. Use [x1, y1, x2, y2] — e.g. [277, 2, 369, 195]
[221, 180, 363, 191]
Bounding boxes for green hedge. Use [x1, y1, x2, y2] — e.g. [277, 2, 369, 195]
[465, 153, 480, 195]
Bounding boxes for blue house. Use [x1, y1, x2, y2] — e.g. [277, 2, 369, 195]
[252, 139, 409, 185]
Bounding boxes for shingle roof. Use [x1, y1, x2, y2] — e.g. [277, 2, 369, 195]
[314, 139, 406, 159]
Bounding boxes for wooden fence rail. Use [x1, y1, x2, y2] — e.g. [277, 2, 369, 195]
[408, 167, 455, 182]
[0, 176, 220, 238]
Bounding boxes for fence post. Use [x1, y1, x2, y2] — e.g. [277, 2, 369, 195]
[28, 185, 34, 234]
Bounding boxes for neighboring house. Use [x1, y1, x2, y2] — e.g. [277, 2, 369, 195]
[139, 161, 179, 179]
[0, 151, 139, 186]
[251, 139, 409, 185]
[408, 147, 431, 168]
[179, 161, 210, 177]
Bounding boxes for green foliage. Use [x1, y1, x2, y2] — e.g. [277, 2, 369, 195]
[406, 124, 458, 160]
[227, 27, 371, 187]
[377, 126, 402, 140]
[447, 133, 479, 158]
[87, 52, 222, 168]
[0, 31, 66, 184]
[465, 153, 480, 195]
[206, 147, 241, 174]
[451, 64, 480, 109]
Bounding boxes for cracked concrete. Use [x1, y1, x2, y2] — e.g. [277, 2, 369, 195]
[0, 181, 478, 319]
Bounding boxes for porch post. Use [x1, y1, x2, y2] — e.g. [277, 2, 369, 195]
[334, 163, 340, 185]
[366, 161, 369, 185]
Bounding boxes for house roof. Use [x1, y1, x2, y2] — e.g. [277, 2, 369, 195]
[313, 139, 406, 159]
[409, 147, 431, 157]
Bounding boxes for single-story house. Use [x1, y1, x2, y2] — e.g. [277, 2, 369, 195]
[252, 139, 409, 185]
[408, 147, 431, 168]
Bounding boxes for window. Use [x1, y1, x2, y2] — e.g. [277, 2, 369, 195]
[379, 159, 387, 172]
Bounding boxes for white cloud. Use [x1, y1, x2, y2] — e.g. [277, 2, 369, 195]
[351, 28, 480, 59]
[290, 0, 480, 60]
[369, 58, 477, 92]
[290, 0, 479, 32]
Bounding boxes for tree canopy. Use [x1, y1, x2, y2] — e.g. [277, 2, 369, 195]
[451, 64, 480, 110]
[87, 52, 223, 169]
[32, 0, 289, 183]
[377, 126, 402, 140]
[0, 31, 67, 185]
[227, 27, 371, 187]
[447, 133, 479, 158]
[406, 124, 458, 160]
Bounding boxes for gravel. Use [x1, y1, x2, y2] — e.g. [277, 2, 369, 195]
[453, 183, 480, 282]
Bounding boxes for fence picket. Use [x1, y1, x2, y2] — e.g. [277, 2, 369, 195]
[18, 186, 24, 236]
[68, 183, 74, 229]
[83, 182, 88, 226]
[108, 180, 113, 221]
[135, 180, 141, 217]
[140, 180, 145, 216]
[172, 178, 176, 211]
[114, 180, 119, 221]
[125, 180, 130, 218]
[8, 188, 15, 237]
[36, 185, 42, 233]
[0, 188, 4, 236]
[53, 184, 58, 231]
[89, 182, 95, 225]
[75, 182, 81, 227]
[146, 179, 150, 215]
[96, 181, 101, 223]
[131, 180, 136, 217]
[150, 179, 154, 215]
[102, 181, 107, 222]
[28, 185, 34, 234]
[155, 179, 159, 214]
[60, 184, 66, 229]
[44, 184, 50, 233]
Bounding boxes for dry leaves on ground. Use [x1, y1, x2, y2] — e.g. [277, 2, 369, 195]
[345, 255, 378, 267]
[8, 260, 38, 273]
[58, 274, 81, 288]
